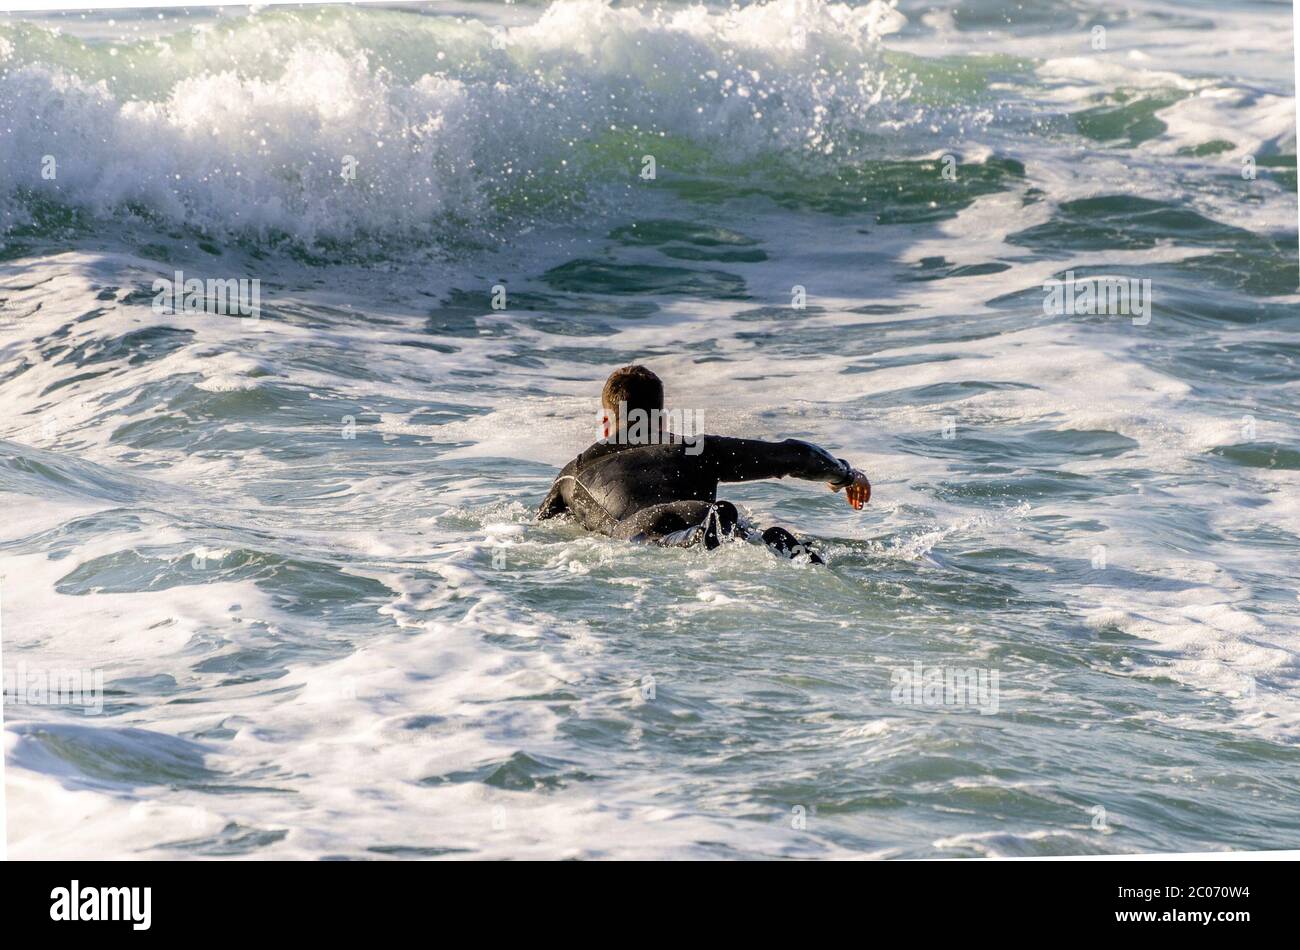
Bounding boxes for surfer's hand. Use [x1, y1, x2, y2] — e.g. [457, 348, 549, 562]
[830, 471, 871, 510]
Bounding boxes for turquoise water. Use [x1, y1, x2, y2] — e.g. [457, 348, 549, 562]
[1, 0, 1298, 858]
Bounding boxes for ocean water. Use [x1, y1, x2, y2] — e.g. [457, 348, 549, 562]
[1, 0, 1297, 859]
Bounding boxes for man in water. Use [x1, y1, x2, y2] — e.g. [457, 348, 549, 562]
[536, 365, 871, 561]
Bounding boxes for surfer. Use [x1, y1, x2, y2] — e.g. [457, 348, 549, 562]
[536, 365, 871, 561]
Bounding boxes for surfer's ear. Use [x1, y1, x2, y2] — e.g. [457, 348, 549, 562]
[601, 409, 612, 440]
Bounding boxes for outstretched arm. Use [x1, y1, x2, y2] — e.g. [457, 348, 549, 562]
[700, 436, 869, 507]
[701, 436, 852, 483]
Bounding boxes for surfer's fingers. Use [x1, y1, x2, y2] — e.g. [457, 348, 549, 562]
[844, 478, 869, 509]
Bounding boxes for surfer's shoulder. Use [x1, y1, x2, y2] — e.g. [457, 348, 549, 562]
[572, 439, 621, 468]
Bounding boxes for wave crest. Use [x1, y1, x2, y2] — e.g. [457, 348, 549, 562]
[0, 0, 912, 249]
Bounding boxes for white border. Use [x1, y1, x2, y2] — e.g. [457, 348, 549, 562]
[0, 0, 414, 11]
[1, 585, 6, 862]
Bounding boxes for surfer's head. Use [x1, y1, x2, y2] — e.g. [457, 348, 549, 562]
[601, 365, 663, 440]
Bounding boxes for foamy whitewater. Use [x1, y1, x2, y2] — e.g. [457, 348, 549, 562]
[1, 0, 1297, 858]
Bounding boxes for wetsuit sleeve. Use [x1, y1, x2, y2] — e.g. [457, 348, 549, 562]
[537, 480, 568, 519]
[536, 459, 576, 520]
[699, 437, 855, 485]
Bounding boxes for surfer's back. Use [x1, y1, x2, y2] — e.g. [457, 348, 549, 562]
[539, 432, 856, 534]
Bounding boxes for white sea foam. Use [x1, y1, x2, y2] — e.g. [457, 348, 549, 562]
[1, 0, 911, 246]
[2, 0, 1297, 861]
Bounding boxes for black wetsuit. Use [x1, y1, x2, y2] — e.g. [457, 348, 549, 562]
[537, 435, 854, 559]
